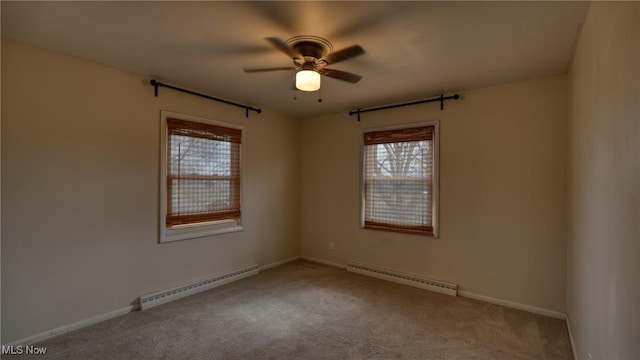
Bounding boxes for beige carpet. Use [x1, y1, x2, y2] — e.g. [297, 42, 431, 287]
[14, 260, 572, 359]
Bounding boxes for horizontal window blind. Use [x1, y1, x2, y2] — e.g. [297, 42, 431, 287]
[166, 118, 241, 227]
[364, 126, 434, 236]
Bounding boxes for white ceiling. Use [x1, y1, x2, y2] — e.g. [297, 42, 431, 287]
[2, 1, 589, 119]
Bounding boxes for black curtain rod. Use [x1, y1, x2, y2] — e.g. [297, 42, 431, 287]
[349, 93, 460, 121]
[149, 80, 262, 118]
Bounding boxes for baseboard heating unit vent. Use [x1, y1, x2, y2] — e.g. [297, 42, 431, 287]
[139, 264, 259, 310]
[347, 262, 458, 296]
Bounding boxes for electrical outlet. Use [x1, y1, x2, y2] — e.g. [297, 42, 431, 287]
[329, 242, 335, 250]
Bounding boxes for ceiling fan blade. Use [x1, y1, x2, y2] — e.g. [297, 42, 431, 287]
[243, 66, 297, 73]
[319, 68, 363, 83]
[265, 37, 301, 59]
[323, 45, 365, 65]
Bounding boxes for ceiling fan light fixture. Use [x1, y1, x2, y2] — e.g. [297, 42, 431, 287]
[296, 70, 321, 91]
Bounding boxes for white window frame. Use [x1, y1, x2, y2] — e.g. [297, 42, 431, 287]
[360, 121, 440, 238]
[159, 111, 244, 243]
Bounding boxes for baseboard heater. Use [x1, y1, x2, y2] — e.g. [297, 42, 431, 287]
[346, 262, 458, 296]
[139, 264, 259, 310]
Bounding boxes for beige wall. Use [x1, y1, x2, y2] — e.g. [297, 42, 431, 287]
[567, 3, 640, 359]
[1, 39, 300, 344]
[301, 75, 568, 313]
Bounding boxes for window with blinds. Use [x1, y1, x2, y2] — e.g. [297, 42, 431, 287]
[363, 125, 437, 236]
[166, 118, 241, 228]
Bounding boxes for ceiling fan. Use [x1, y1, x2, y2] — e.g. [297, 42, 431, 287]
[243, 36, 365, 92]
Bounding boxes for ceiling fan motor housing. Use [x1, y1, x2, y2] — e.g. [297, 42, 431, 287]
[294, 42, 325, 59]
[288, 36, 333, 68]
[293, 42, 328, 68]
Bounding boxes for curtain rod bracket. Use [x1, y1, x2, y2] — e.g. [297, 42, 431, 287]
[348, 108, 362, 122]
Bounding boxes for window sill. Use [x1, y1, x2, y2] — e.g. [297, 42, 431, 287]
[362, 225, 437, 238]
[160, 221, 244, 243]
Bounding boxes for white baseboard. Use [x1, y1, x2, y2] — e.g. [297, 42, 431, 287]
[565, 313, 578, 360]
[259, 256, 301, 271]
[301, 255, 346, 269]
[3, 305, 137, 347]
[458, 290, 566, 320]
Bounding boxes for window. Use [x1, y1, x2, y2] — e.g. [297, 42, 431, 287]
[160, 111, 243, 243]
[362, 123, 438, 236]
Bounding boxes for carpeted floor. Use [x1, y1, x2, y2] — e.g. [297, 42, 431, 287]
[13, 260, 573, 359]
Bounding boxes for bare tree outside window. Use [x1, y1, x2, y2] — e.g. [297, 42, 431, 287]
[169, 135, 233, 215]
